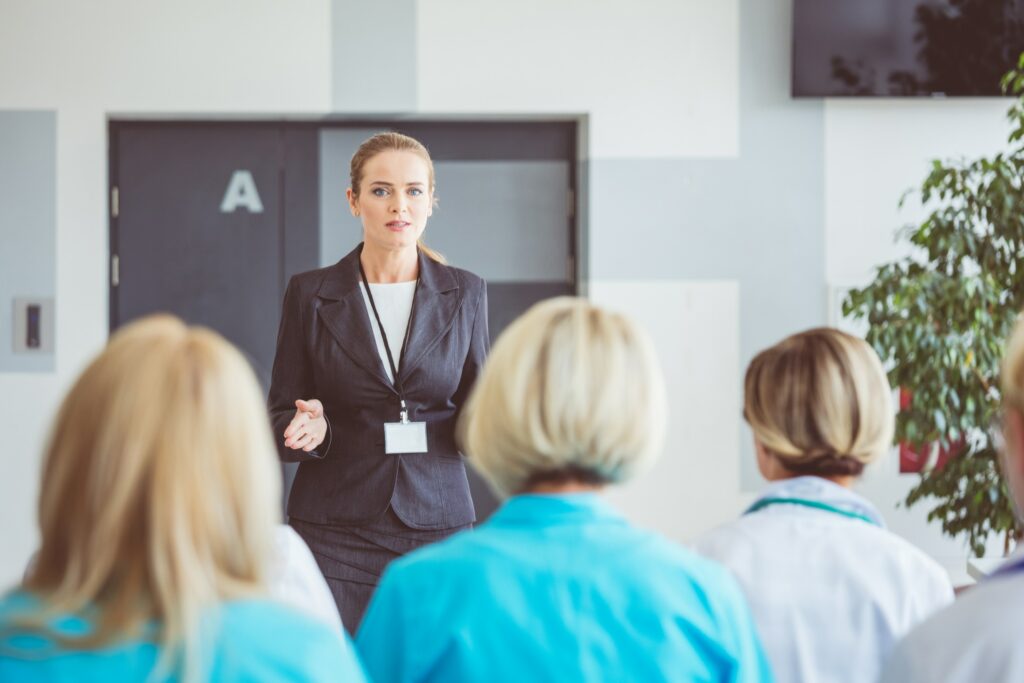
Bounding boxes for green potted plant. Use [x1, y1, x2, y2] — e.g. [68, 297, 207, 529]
[843, 59, 1024, 558]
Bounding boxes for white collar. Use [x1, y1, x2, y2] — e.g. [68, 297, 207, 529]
[748, 476, 886, 528]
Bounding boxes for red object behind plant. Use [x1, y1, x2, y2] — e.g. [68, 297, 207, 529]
[899, 388, 958, 473]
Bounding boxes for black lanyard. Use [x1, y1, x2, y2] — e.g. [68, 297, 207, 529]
[359, 262, 418, 421]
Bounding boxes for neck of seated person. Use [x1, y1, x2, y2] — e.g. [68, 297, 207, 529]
[771, 467, 856, 490]
[526, 480, 605, 495]
[757, 443, 857, 489]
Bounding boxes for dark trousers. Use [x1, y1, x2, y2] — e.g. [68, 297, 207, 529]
[290, 507, 470, 635]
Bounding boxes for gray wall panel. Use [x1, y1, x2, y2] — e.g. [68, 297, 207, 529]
[591, 0, 825, 488]
[429, 160, 569, 282]
[331, 0, 417, 112]
[0, 111, 56, 373]
[319, 127, 381, 266]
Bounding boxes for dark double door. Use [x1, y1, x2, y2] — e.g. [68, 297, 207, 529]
[112, 124, 319, 386]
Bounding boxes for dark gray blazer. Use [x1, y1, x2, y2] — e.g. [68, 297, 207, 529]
[268, 244, 488, 530]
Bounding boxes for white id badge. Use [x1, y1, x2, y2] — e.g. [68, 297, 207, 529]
[384, 421, 428, 454]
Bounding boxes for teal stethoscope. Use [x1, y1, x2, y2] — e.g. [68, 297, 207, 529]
[745, 497, 881, 527]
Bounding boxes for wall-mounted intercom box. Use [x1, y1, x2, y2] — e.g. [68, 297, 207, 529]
[12, 298, 54, 354]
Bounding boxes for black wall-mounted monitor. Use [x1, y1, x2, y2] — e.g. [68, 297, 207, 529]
[793, 0, 1024, 97]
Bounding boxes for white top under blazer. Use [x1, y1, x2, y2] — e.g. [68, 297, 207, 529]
[359, 280, 417, 384]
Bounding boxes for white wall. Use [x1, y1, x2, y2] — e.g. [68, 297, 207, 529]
[592, 281, 753, 542]
[825, 97, 1013, 582]
[825, 98, 1010, 285]
[0, 0, 331, 588]
[416, 0, 739, 159]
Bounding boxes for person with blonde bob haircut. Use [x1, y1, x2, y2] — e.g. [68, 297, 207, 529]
[881, 312, 1024, 682]
[696, 327, 953, 683]
[0, 315, 367, 682]
[357, 297, 773, 682]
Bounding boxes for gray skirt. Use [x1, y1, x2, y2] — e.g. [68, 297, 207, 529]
[290, 508, 470, 634]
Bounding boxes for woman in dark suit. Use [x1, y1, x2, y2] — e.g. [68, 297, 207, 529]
[267, 132, 489, 633]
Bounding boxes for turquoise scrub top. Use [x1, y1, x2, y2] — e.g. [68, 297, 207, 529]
[357, 493, 774, 682]
[0, 591, 368, 682]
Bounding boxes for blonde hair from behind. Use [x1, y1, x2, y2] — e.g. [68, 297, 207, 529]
[22, 314, 281, 681]
[744, 327, 895, 476]
[349, 130, 446, 264]
[460, 297, 667, 498]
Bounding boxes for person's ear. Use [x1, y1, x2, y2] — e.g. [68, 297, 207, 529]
[347, 187, 360, 217]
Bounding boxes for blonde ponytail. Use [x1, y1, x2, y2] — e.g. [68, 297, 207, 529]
[417, 240, 447, 264]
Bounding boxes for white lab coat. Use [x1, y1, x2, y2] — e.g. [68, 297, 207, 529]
[694, 476, 953, 683]
[881, 546, 1024, 683]
[269, 525, 343, 631]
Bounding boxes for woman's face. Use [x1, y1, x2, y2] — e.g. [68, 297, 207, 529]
[348, 150, 433, 253]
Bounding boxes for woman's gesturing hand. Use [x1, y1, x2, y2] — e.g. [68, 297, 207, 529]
[284, 398, 327, 452]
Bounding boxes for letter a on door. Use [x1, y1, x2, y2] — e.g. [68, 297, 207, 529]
[220, 170, 264, 213]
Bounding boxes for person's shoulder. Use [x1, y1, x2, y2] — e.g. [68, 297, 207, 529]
[600, 525, 759, 634]
[655, 534, 745, 592]
[0, 590, 43, 646]
[383, 528, 483, 582]
[442, 263, 485, 293]
[692, 514, 765, 561]
[272, 525, 324, 579]
[885, 577, 1024, 682]
[274, 524, 310, 558]
[218, 599, 363, 677]
[923, 574, 1024, 635]
[380, 525, 547, 604]
[269, 526, 344, 629]
[286, 264, 338, 296]
[221, 598, 335, 636]
[882, 527, 949, 571]
[855, 524, 951, 592]
[596, 523, 746, 600]
[0, 591, 98, 664]
[0, 590, 36, 621]
[0, 590, 89, 636]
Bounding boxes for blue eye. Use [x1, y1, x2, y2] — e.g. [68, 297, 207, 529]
[372, 188, 388, 197]
[409, 188, 423, 196]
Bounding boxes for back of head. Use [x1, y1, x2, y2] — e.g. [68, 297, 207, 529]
[24, 314, 280, 672]
[460, 297, 667, 498]
[744, 327, 894, 477]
